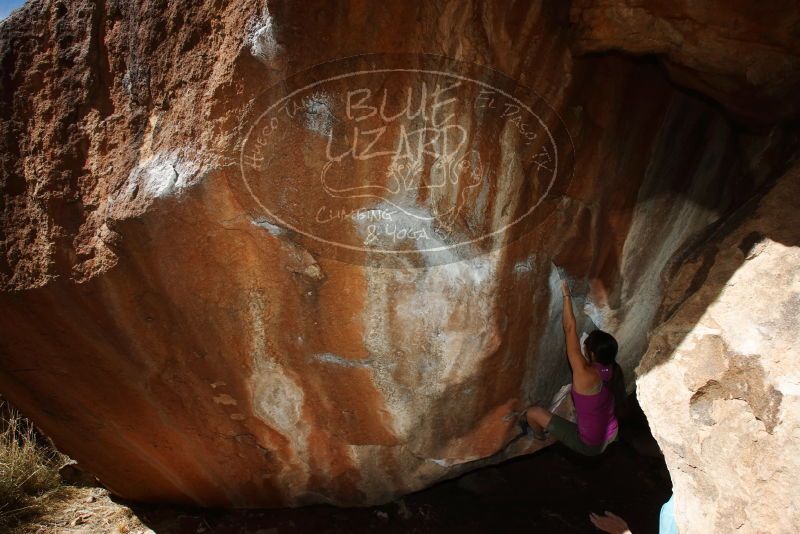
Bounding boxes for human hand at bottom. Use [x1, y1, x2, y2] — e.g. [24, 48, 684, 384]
[589, 511, 631, 534]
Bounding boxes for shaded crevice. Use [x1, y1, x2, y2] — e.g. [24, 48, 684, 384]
[89, 0, 115, 119]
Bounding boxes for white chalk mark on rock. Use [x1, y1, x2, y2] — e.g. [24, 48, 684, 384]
[213, 394, 238, 406]
[313, 352, 374, 368]
[302, 91, 335, 138]
[246, 4, 283, 68]
[252, 217, 287, 236]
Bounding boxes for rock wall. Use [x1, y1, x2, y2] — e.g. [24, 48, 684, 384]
[0, 0, 798, 509]
[570, 0, 800, 123]
[636, 162, 800, 533]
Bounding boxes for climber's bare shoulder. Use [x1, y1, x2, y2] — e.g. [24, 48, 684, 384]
[573, 366, 601, 394]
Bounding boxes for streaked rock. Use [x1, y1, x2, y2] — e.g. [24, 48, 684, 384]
[1, 0, 797, 508]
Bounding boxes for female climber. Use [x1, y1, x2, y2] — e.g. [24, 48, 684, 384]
[519, 279, 624, 456]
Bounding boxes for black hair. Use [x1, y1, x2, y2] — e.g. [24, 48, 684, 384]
[585, 329, 629, 420]
[584, 329, 618, 364]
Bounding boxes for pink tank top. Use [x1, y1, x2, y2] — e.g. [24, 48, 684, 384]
[571, 363, 619, 446]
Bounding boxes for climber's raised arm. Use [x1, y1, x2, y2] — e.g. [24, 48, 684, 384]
[561, 280, 591, 375]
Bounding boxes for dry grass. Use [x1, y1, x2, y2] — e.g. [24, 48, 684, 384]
[0, 402, 67, 530]
[0, 403, 152, 533]
[11, 485, 153, 534]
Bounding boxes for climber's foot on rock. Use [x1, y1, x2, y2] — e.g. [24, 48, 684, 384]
[517, 410, 531, 435]
[531, 428, 548, 441]
[522, 409, 549, 440]
[518, 408, 548, 440]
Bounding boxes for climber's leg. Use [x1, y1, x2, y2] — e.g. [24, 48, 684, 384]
[546, 414, 605, 456]
[525, 406, 553, 439]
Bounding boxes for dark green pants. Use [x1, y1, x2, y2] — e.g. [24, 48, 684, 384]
[546, 414, 617, 456]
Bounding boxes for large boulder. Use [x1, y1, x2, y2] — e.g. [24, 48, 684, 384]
[1, 0, 797, 508]
[636, 162, 800, 533]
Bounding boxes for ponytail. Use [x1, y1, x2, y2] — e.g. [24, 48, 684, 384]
[608, 362, 628, 420]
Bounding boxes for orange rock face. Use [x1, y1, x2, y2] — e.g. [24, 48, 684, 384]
[570, 0, 800, 123]
[0, 0, 797, 507]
